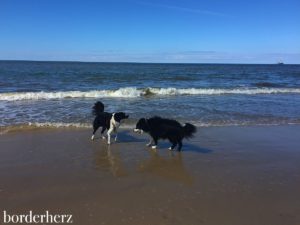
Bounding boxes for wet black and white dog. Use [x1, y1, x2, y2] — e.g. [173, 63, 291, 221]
[134, 116, 197, 151]
[91, 101, 129, 145]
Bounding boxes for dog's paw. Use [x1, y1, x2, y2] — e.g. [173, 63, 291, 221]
[101, 136, 106, 140]
[146, 143, 152, 147]
[151, 145, 157, 149]
[107, 142, 111, 145]
[91, 135, 95, 141]
[168, 147, 174, 151]
[114, 138, 117, 142]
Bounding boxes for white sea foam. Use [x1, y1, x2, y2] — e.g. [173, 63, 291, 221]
[1, 87, 300, 101]
[2, 121, 300, 135]
[0, 122, 133, 134]
[148, 87, 300, 95]
[28, 122, 92, 128]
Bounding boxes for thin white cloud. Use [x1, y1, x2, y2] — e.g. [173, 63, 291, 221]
[1, 50, 299, 64]
[136, 1, 228, 17]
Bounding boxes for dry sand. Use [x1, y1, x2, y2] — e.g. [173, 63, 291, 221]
[0, 125, 300, 225]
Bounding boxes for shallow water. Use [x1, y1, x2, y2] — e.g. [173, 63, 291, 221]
[1, 61, 300, 129]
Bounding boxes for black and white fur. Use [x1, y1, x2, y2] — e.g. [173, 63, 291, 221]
[91, 101, 129, 144]
[133, 116, 197, 151]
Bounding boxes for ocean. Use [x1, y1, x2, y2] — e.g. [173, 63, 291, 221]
[1, 60, 300, 131]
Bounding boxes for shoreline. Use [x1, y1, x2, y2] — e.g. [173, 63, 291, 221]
[2, 122, 300, 135]
[1, 125, 300, 225]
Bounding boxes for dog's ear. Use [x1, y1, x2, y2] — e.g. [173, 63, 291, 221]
[113, 113, 121, 122]
[138, 118, 145, 123]
[114, 112, 129, 122]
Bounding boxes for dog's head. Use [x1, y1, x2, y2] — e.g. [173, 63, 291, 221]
[114, 112, 129, 123]
[133, 118, 149, 134]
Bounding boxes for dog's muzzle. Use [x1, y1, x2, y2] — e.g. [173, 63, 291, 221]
[133, 129, 143, 134]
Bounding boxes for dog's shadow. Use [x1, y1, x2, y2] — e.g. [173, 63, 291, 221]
[157, 141, 213, 154]
[118, 130, 146, 143]
[92, 130, 145, 143]
[123, 130, 213, 154]
[93, 130, 212, 154]
[182, 142, 212, 154]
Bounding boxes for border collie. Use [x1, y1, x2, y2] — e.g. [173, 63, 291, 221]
[91, 101, 129, 145]
[133, 116, 197, 151]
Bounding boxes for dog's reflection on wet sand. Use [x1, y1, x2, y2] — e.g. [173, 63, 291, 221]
[138, 150, 193, 185]
[93, 145, 193, 185]
[93, 145, 128, 177]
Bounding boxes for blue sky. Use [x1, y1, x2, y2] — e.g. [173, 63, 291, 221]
[0, 0, 299, 63]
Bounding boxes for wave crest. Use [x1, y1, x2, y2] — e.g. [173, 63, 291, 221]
[1, 87, 300, 101]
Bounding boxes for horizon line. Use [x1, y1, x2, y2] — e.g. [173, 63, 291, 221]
[0, 59, 298, 65]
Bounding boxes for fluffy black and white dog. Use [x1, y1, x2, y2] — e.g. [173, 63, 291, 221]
[91, 101, 129, 145]
[133, 116, 197, 151]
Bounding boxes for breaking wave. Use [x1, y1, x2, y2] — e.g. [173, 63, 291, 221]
[1, 87, 300, 101]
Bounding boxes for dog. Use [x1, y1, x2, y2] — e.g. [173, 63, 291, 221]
[133, 116, 197, 151]
[91, 101, 129, 144]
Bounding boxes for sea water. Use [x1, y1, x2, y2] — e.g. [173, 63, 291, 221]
[1, 61, 300, 130]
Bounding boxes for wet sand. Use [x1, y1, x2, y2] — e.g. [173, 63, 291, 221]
[0, 126, 300, 225]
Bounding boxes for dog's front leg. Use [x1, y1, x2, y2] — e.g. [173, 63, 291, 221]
[107, 127, 113, 145]
[113, 123, 120, 142]
[151, 137, 158, 149]
[146, 137, 154, 147]
[91, 125, 100, 140]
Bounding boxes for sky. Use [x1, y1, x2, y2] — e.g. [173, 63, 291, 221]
[0, 0, 300, 63]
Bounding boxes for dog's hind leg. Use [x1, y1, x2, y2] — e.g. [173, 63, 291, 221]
[168, 143, 177, 150]
[168, 138, 177, 150]
[100, 127, 107, 139]
[114, 132, 118, 142]
[177, 140, 183, 151]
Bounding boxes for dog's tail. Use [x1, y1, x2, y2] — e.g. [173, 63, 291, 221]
[92, 101, 105, 116]
[183, 123, 197, 139]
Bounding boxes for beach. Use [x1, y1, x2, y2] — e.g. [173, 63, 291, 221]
[1, 125, 300, 225]
[1, 0, 299, 223]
